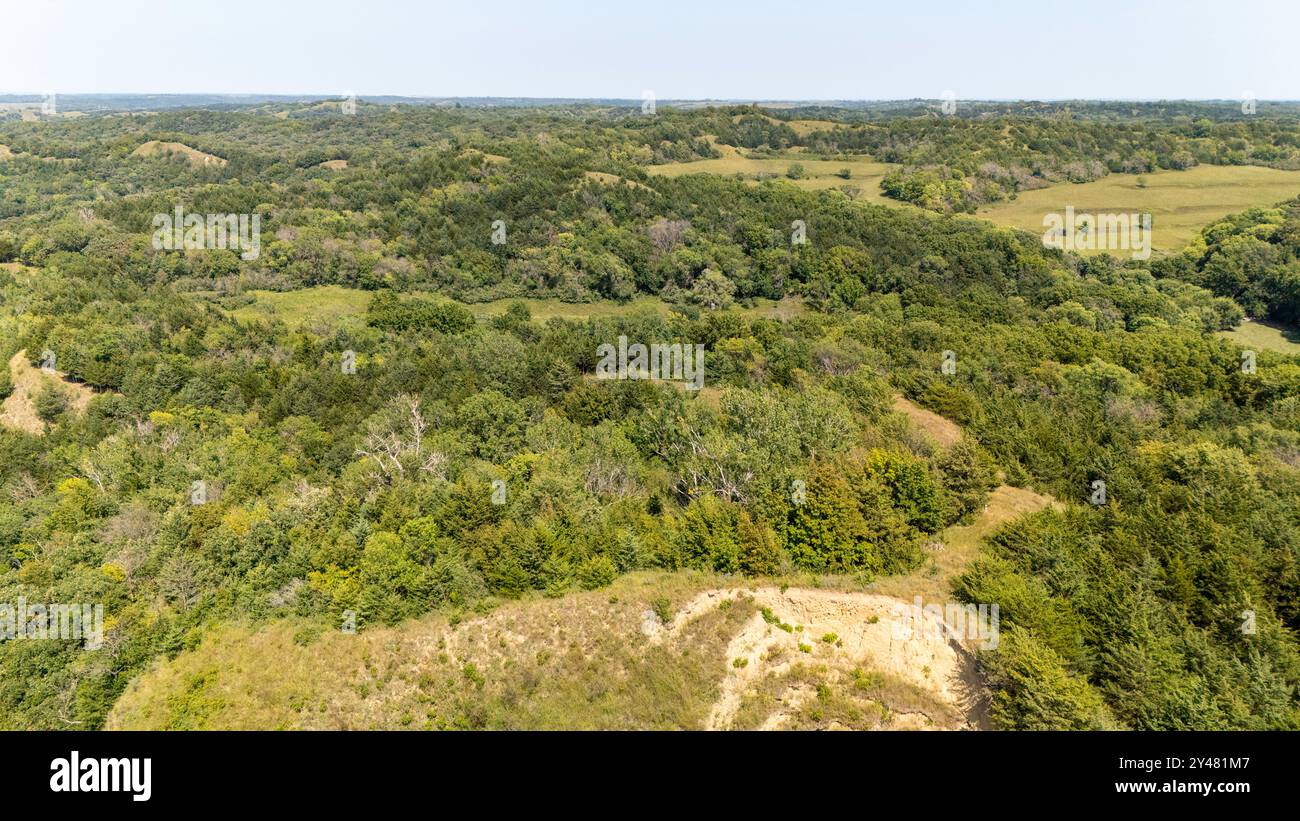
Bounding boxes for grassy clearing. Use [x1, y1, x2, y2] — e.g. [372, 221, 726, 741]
[460, 149, 509, 165]
[226, 285, 372, 329]
[131, 140, 227, 168]
[892, 395, 963, 448]
[647, 145, 903, 205]
[974, 165, 1300, 253]
[0, 349, 99, 435]
[639, 157, 1300, 253]
[223, 287, 805, 328]
[785, 118, 839, 137]
[1217, 318, 1300, 356]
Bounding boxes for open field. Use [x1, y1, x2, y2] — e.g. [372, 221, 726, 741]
[646, 143, 903, 205]
[226, 284, 371, 328]
[1217, 318, 1300, 355]
[892, 395, 964, 448]
[974, 164, 1300, 253]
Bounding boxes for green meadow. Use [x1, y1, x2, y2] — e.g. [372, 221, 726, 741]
[974, 165, 1300, 254]
[1217, 318, 1300, 355]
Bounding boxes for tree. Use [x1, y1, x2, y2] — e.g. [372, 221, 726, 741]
[687, 269, 736, 311]
[980, 627, 1119, 730]
[34, 383, 69, 426]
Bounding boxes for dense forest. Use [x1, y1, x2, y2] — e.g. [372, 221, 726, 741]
[1, 100, 1299, 730]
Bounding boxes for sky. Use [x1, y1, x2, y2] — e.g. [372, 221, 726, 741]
[2, 0, 1298, 100]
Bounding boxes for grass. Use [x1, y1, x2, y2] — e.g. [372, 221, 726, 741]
[226, 285, 372, 328]
[871, 484, 1062, 603]
[222, 286, 806, 328]
[583, 171, 656, 193]
[131, 140, 227, 168]
[0, 349, 99, 435]
[974, 165, 1300, 254]
[646, 140, 903, 205]
[107, 570, 755, 730]
[785, 118, 839, 137]
[1217, 318, 1300, 355]
[892, 395, 963, 448]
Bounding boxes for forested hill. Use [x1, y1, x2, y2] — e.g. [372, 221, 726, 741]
[1, 102, 1298, 730]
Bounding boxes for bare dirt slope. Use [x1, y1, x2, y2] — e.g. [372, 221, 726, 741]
[651, 587, 989, 730]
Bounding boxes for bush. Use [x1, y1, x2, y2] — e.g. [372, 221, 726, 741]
[577, 554, 618, 590]
[34, 383, 69, 424]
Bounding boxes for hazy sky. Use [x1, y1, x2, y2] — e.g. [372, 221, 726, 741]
[3, 0, 1298, 100]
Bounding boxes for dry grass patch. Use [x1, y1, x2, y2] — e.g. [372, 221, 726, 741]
[646, 147, 902, 205]
[872, 484, 1062, 603]
[786, 118, 839, 136]
[1, 350, 97, 432]
[892, 395, 963, 448]
[582, 170, 657, 194]
[460, 149, 509, 165]
[132, 140, 227, 168]
[0, 349, 98, 435]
